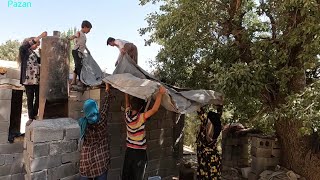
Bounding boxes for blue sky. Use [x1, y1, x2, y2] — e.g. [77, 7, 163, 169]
[0, 0, 160, 73]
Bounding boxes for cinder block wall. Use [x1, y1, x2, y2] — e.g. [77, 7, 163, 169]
[0, 89, 25, 179]
[69, 88, 184, 179]
[23, 118, 80, 180]
[248, 135, 281, 180]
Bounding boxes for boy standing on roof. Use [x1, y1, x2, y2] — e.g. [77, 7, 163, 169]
[69, 20, 92, 85]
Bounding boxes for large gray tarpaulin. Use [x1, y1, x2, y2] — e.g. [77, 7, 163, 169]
[80, 54, 104, 86]
[103, 54, 223, 114]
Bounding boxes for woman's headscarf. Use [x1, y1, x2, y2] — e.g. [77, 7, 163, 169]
[79, 99, 100, 139]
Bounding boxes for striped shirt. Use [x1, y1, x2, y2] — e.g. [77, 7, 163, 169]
[125, 108, 147, 150]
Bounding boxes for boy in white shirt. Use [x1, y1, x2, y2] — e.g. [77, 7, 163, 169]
[107, 37, 138, 66]
[69, 20, 92, 85]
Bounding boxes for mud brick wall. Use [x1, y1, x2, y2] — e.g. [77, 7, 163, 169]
[69, 88, 184, 180]
[248, 135, 281, 180]
[23, 118, 80, 180]
[221, 133, 250, 168]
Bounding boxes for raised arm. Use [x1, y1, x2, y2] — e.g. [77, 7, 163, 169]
[125, 93, 130, 109]
[100, 91, 112, 122]
[68, 31, 80, 41]
[144, 86, 166, 119]
[20, 32, 47, 52]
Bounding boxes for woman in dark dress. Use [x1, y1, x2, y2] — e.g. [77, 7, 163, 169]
[196, 106, 223, 180]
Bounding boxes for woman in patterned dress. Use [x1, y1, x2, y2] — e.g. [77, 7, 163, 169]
[18, 31, 47, 126]
[196, 106, 223, 180]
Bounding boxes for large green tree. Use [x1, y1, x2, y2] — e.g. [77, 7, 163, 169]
[140, 0, 320, 178]
[0, 40, 20, 61]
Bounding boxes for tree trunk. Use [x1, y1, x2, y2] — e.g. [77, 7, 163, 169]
[275, 69, 320, 180]
[275, 119, 320, 180]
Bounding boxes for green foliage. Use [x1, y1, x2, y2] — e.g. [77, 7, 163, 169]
[275, 81, 320, 135]
[140, 0, 320, 134]
[61, 27, 78, 72]
[184, 113, 200, 149]
[0, 40, 20, 61]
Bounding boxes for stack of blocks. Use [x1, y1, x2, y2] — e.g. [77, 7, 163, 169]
[248, 135, 281, 180]
[222, 133, 250, 168]
[23, 118, 80, 180]
[0, 89, 25, 180]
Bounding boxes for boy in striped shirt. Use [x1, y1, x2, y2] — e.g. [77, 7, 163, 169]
[122, 86, 166, 180]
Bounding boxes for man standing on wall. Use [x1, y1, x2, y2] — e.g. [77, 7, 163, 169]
[106, 37, 138, 66]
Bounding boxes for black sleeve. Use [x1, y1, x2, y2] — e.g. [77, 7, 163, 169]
[207, 111, 222, 140]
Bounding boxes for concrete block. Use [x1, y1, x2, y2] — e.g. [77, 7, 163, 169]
[241, 167, 251, 178]
[251, 136, 272, 149]
[68, 110, 82, 120]
[224, 138, 240, 146]
[110, 147, 121, 157]
[24, 170, 47, 180]
[110, 156, 123, 169]
[251, 156, 279, 174]
[148, 148, 161, 160]
[146, 159, 160, 171]
[0, 89, 12, 100]
[89, 89, 101, 100]
[146, 119, 159, 130]
[68, 91, 82, 101]
[222, 152, 232, 161]
[11, 173, 24, 180]
[48, 163, 78, 179]
[149, 129, 161, 140]
[0, 143, 23, 154]
[251, 147, 272, 158]
[29, 155, 62, 172]
[64, 125, 80, 140]
[0, 155, 4, 166]
[4, 153, 23, 165]
[0, 122, 10, 135]
[0, 175, 11, 180]
[50, 140, 78, 155]
[60, 174, 80, 180]
[68, 100, 83, 112]
[272, 140, 280, 149]
[107, 169, 121, 180]
[27, 141, 49, 158]
[272, 149, 281, 157]
[248, 171, 259, 180]
[10, 162, 24, 174]
[0, 133, 8, 144]
[0, 100, 11, 121]
[0, 165, 11, 176]
[110, 112, 124, 123]
[5, 69, 20, 80]
[31, 127, 64, 143]
[61, 151, 80, 163]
